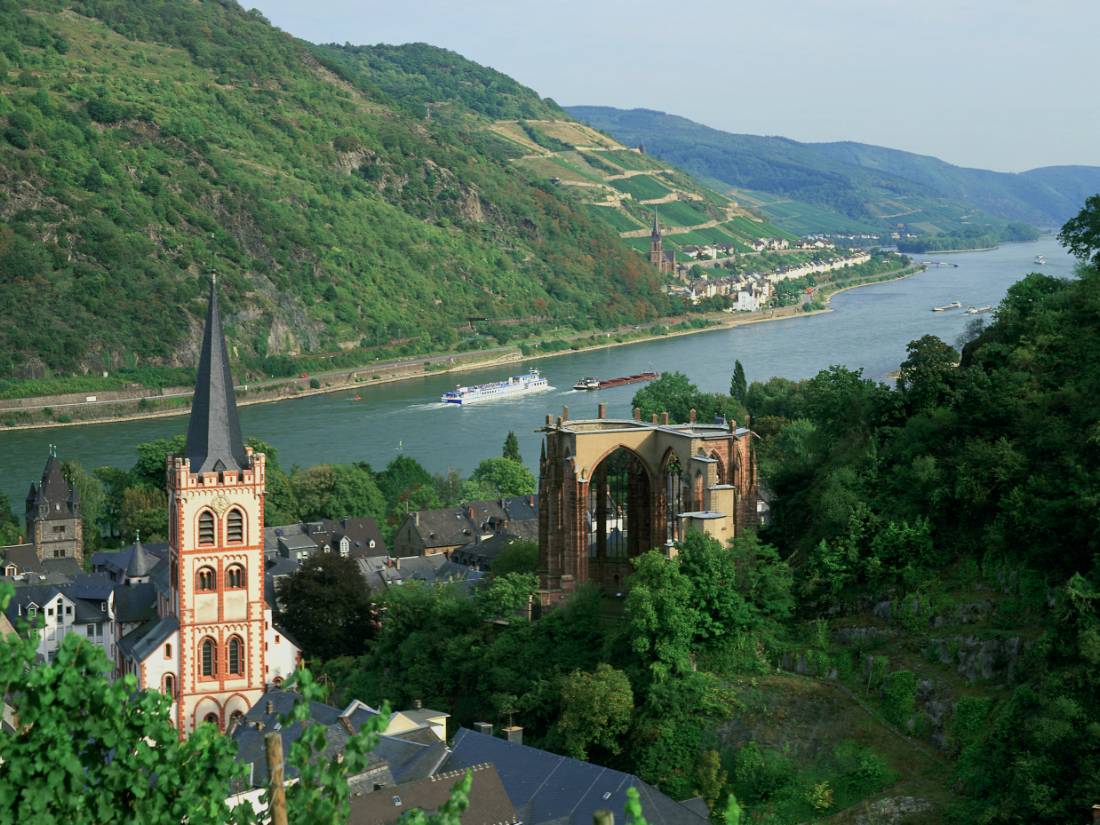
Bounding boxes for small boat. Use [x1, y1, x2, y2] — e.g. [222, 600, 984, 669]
[352, 394, 362, 401]
[966, 305, 993, 315]
[931, 301, 962, 312]
[573, 377, 600, 391]
[1034, 255, 1047, 265]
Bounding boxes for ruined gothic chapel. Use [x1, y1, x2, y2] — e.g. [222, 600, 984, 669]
[537, 406, 759, 606]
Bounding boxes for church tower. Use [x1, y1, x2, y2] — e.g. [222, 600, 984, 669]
[649, 209, 664, 269]
[26, 448, 83, 564]
[167, 277, 267, 735]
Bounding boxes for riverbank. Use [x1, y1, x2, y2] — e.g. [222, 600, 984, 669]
[0, 264, 923, 432]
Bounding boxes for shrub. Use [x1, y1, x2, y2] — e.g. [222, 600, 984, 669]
[309, 376, 321, 389]
[881, 670, 917, 727]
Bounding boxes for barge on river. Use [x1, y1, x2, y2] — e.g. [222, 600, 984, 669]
[573, 371, 659, 391]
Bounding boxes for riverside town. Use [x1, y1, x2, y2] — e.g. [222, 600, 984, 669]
[1, 2, 1099, 824]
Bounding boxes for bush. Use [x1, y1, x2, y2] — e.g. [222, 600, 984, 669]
[309, 376, 321, 389]
[3, 127, 29, 149]
[881, 670, 917, 727]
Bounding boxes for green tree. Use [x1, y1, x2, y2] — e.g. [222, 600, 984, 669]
[632, 371, 699, 423]
[625, 551, 699, 682]
[502, 431, 522, 463]
[896, 334, 959, 413]
[730, 359, 747, 403]
[62, 460, 106, 553]
[131, 434, 186, 490]
[695, 748, 728, 815]
[0, 490, 20, 546]
[476, 572, 537, 622]
[469, 457, 536, 497]
[490, 539, 538, 576]
[120, 485, 167, 542]
[1059, 193, 1100, 266]
[290, 464, 384, 523]
[554, 663, 633, 760]
[276, 554, 374, 661]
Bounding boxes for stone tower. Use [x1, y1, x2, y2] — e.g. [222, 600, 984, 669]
[167, 277, 268, 735]
[25, 448, 83, 563]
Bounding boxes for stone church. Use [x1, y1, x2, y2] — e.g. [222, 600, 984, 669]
[115, 277, 299, 735]
[537, 404, 760, 607]
[649, 210, 677, 276]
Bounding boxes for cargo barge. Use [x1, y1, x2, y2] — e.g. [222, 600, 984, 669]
[573, 371, 659, 391]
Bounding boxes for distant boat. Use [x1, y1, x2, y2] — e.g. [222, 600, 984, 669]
[573, 372, 658, 391]
[1034, 255, 1047, 265]
[932, 301, 962, 312]
[441, 369, 550, 405]
[966, 305, 993, 315]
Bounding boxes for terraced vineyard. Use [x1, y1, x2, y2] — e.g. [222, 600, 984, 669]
[493, 119, 794, 259]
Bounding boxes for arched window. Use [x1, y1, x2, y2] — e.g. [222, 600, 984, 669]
[198, 511, 215, 546]
[200, 637, 217, 678]
[164, 642, 172, 659]
[204, 712, 219, 728]
[227, 636, 244, 675]
[227, 509, 244, 544]
[163, 673, 175, 697]
[225, 564, 245, 589]
[196, 567, 216, 592]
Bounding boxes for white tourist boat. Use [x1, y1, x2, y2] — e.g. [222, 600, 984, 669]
[441, 369, 551, 405]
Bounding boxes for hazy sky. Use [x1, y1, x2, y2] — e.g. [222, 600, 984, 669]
[249, 0, 1099, 172]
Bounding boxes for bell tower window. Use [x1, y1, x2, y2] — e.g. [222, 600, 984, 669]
[197, 567, 216, 592]
[227, 509, 244, 544]
[198, 511, 215, 546]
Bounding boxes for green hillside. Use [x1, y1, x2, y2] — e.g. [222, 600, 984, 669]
[567, 106, 1096, 238]
[476, 115, 795, 259]
[0, 2, 667, 387]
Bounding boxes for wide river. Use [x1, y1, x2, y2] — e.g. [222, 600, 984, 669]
[0, 237, 1077, 505]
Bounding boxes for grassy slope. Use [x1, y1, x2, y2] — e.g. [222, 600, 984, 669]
[0, 2, 666, 384]
[566, 106, 1097, 236]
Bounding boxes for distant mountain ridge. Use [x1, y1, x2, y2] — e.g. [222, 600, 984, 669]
[566, 106, 1100, 233]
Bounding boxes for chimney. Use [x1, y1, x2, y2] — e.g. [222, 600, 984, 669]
[650, 413, 658, 424]
[1092, 805, 1100, 823]
[414, 511, 420, 527]
[338, 715, 355, 734]
[266, 700, 274, 715]
[394, 557, 401, 570]
[632, 407, 641, 421]
[597, 403, 606, 419]
[729, 418, 737, 431]
[502, 725, 524, 745]
[661, 411, 670, 425]
[413, 698, 423, 710]
[688, 408, 696, 424]
[474, 721, 493, 736]
[527, 494, 535, 508]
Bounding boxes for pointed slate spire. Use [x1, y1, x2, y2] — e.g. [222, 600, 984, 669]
[651, 208, 660, 238]
[185, 275, 249, 473]
[126, 531, 155, 579]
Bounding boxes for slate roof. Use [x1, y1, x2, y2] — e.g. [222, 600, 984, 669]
[232, 690, 446, 789]
[125, 539, 158, 578]
[185, 277, 249, 474]
[442, 729, 710, 825]
[0, 544, 39, 573]
[2, 574, 114, 627]
[26, 452, 78, 521]
[117, 615, 178, 662]
[91, 542, 168, 581]
[312, 517, 388, 559]
[114, 581, 158, 624]
[451, 530, 536, 571]
[356, 555, 480, 594]
[348, 763, 518, 825]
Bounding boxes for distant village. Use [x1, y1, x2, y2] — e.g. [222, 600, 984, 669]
[648, 215, 874, 309]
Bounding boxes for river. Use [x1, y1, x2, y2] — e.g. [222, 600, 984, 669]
[0, 237, 1077, 506]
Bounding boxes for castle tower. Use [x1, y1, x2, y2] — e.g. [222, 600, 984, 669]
[26, 447, 83, 563]
[649, 209, 664, 269]
[167, 277, 267, 735]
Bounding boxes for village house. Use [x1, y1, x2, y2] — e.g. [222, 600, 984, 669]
[392, 495, 537, 558]
[264, 517, 387, 562]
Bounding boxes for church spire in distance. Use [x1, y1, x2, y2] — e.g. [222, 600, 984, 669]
[184, 274, 249, 473]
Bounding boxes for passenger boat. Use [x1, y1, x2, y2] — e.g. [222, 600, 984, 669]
[931, 301, 962, 312]
[441, 369, 550, 405]
[1034, 255, 1047, 265]
[966, 305, 993, 315]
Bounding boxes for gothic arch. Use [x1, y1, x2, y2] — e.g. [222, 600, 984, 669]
[223, 692, 250, 727]
[709, 450, 726, 485]
[585, 445, 654, 563]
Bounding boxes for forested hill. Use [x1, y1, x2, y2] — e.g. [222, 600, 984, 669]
[567, 105, 1100, 234]
[0, 2, 667, 385]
